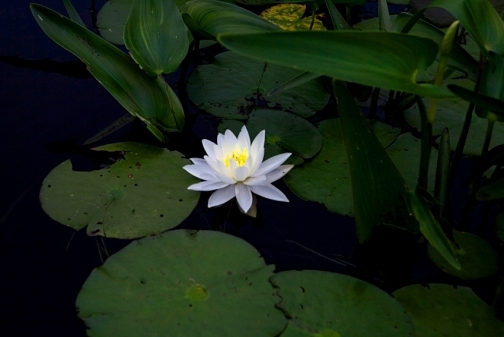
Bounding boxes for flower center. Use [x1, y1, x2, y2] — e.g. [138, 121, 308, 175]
[223, 148, 248, 168]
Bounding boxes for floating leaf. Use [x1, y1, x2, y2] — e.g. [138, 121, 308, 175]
[427, 230, 498, 280]
[271, 270, 414, 337]
[393, 284, 504, 337]
[284, 118, 400, 217]
[40, 142, 199, 239]
[218, 31, 454, 98]
[77, 230, 287, 336]
[124, 0, 190, 75]
[260, 4, 326, 31]
[187, 51, 329, 119]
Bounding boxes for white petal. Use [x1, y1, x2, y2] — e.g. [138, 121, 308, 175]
[237, 126, 251, 149]
[183, 164, 216, 180]
[208, 185, 235, 208]
[204, 155, 221, 174]
[250, 130, 265, 158]
[250, 184, 289, 202]
[189, 158, 206, 165]
[217, 160, 234, 180]
[248, 147, 264, 176]
[188, 180, 229, 191]
[265, 165, 294, 183]
[224, 129, 238, 144]
[202, 139, 217, 158]
[217, 133, 225, 146]
[234, 166, 249, 182]
[252, 153, 291, 177]
[243, 175, 267, 186]
[235, 183, 253, 212]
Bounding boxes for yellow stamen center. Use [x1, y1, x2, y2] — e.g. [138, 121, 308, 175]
[223, 147, 248, 168]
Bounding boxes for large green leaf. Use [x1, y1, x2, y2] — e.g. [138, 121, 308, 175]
[429, 0, 504, 56]
[393, 284, 504, 337]
[271, 270, 414, 337]
[181, 0, 280, 40]
[475, 52, 504, 121]
[218, 31, 455, 98]
[31, 4, 184, 138]
[334, 81, 409, 242]
[187, 51, 329, 119]
[284, 119, 406, 217]
[77, 230, 287, 336]
[40, 142, 199, 239]
[97, 0, 135, 45]
[124, 0, 190, 76]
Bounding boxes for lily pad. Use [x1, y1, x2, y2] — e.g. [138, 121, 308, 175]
[427, 230, 499, 280]
[271, 270, 414, 337]
[403, 79, 504, 156]
[40, 142, 199, 239]
[260, 4, 326, 31]
[393, 284, 504, 337]
[77, 229, 287, 336]
[284, 118, 401, 216]
[187, 51, 329, 119]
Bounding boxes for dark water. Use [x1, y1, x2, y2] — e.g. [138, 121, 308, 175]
[0, 1, 497, 336]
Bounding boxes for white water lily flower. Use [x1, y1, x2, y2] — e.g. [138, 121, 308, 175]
[183, 126, 293, 212]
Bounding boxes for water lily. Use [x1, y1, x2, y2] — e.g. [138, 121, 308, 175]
[183, 126, 293, 212]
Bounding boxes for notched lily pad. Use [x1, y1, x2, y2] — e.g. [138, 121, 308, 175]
[393, 284, 504, 337]
[40, 142, 199, 239]
[427, 230, 499, 280]
[187, 51, 329, 120]
[272, 270, 414, 337]
[77, 230, 287, 336]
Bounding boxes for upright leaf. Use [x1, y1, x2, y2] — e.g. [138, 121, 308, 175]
[333, 81, 408, 242]
[62, 0, 86, 27]
[30, 4, 184, 139]
[429, 0, 504, 56]
[181, 0, 280, 39]
[219, 31, 454, 98]
[124, 0, 190, 76]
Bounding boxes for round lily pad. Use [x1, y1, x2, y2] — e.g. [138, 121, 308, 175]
[76, 229, 287, 336]
[260, 4, 326, 31]
[271, 270, 414, 337]
[284, 118, 400, 215]
[40, 142, 199, 239]
[427, 230, 499, 280]
[393, 284, 504, 337]
[403, 79, 504, 156]
[187, 51, 329, 119]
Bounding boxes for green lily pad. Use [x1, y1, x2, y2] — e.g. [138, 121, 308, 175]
[187, 51, 329, 120]
[260, 4, 326, 31]
[218, 109, 321, 166]
[393, 284, 504, 337]
[284, 118, 401, 216]
[271, 270, 414, 337]
[76, 230, 287, 336]
[40, 142, 199, 239]
[403, 79, 504, 156]
[427, 230, 499, 280]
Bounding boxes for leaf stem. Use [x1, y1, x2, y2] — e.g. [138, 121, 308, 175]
[417, 96, 432, 190]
